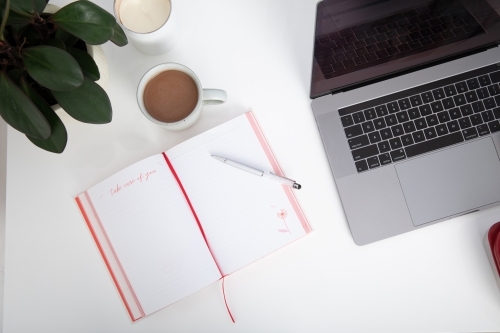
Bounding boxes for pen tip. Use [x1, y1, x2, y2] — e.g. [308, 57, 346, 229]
[293, 183, 301, 189]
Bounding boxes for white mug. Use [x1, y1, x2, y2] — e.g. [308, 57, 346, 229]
[113, 0, 177, 55]
[137, 63, 227, 131]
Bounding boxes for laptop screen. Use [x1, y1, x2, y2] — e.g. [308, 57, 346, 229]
[311, 0, 500, 98]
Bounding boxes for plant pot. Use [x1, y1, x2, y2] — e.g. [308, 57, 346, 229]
[43, 4, 109, 116]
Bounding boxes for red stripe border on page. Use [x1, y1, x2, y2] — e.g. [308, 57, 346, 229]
[75, 196, 140, 322]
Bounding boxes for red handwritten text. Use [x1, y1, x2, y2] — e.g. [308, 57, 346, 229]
[109, 169, 157, 196]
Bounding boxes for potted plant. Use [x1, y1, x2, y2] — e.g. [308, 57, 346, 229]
[0, 0, 127, 153]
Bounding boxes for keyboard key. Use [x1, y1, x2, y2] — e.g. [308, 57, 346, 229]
[460, 104, 473, 116]
[389, 137, 403, 149]
[364, 108, 377, 120]
[352, 144, 379, 161]
[341, 115, 354, 127]
[458, 117, 472, 129]
[431, 101, 444, 113]
[437, 111, 451, 123]
[472, 101, 485, 113]
[432, 88, 446, 100]
[426, 114, 438, 126]
[401, 134, 414, 146]
[375, 105, 389, 117]
[367, 156, 380, 169]
[455, 81, 468, 93]
[470, 114, 483, 125]
[387, 102, 400, 113]
[408, 108, 421, 120]
[465, 90, 478, 103]
[398, 98, 411, 110]
[453, 94, 467, 106]
[449, 108, 461, 120]
[462, 127, 478, 140]
[412, 130, 425, 143]
[489, 120, 500, 133]
[483, 97, 496, 110]
[436, 124, 449, 136]
[402, 121, 416, 133]
[378, 141, 391, 153]
[477, 124, 490, 136]
[380, 128, 393, 140]
[385, 114, 398, 126]
[373, 117, 387, 130]
[441, 97, 455, 109]
[421, 92, 434, 103]
[415, 118, 427, 130]
[362, 121, 375, 133]
[447, 120, 460, 132]
[479, 74, 492, 87]
[353, 111, 366, 123]
[355, 159, 369, 172]
[476, 87, 490, 99]
[467, 78, 480, 90]
[424, 127, 437, 139]
[494, 107, 500, 119]
[405, 132, 464, 158]
[368, 131, 382, 143]
[379, 153, 392, 165]
[488, 84, 500, 96]
[419, 104, 432, 116]
[410, 95, 423, 107]
[348, 135, 370, 149]
[391, 124, 404, 136]
[396, 111, 409, 123]
[345, 124, 363, 138]
[444, 85, 457, 96]
[482, 110, 494, 122]
[390, 149, 406, 162]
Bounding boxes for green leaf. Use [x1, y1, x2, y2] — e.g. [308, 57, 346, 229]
[44, 38, 65, 50]
[52, 77, 111, 124]
[54, 28, 78, 47]
[66, 46, 99, 81]
[0, 71, 51, 139]
[22, 45, 83, 91]
[5, 0, 45, 16]
[49, 1, 115, 45]
[5, 10, 32, 25]
[18, 77, 67, 153]
[110, 22, 127, 46]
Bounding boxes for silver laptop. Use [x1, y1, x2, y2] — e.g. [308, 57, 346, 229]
[311, 0, 500, 245]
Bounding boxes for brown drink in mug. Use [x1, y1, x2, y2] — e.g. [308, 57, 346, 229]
[137, 63, 227, 130]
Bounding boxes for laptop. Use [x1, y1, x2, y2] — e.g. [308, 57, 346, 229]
[310, 0, 500, 245]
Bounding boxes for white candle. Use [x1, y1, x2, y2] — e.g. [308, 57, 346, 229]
[119, 0, 171, 33]
[114, 0, 177, 55]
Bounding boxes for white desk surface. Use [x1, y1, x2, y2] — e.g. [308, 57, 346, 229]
[4, 0, 500, 332]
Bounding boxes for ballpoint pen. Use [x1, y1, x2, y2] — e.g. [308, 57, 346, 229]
[212, 155, 301, 189]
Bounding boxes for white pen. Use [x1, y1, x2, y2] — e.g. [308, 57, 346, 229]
[212, 155, 301, 189]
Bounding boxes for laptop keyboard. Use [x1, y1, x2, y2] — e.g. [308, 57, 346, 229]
[314, 2, 485, 79]
[338, 64, 500, 173]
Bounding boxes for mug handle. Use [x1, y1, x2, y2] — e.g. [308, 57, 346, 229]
[202, 89, 227, 105]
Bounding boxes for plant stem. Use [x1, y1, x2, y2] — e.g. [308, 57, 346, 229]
[0, 0, 10, 41]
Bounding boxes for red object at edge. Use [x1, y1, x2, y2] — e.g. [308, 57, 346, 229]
[487, 222, 500, 276]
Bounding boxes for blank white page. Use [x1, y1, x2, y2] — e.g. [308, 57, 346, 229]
[86, 154, 221, 316]
[166, 113, 309, 275]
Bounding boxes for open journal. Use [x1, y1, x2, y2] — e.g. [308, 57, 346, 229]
[75, 112, 311, 322]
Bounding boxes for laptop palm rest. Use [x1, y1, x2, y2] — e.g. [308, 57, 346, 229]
[395, 138, 500, 227]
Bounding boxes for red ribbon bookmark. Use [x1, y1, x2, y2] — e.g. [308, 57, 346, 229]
[162, 152, 235, 323]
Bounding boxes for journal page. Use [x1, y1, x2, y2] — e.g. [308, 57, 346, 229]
[84, 154, 222, 316]
[166, 113, 310, 275]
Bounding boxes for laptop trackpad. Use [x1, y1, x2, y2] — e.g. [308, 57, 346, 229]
[395, 138, 500, 226]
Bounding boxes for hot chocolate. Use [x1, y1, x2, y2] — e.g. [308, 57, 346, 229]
[143, 70, 198, 123]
